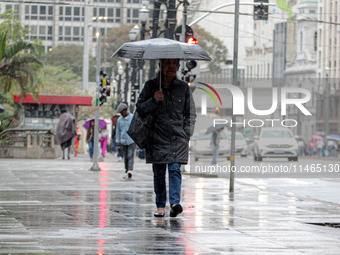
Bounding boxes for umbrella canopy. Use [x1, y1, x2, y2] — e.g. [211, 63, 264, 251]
[206, 124, 228, 135]
[312, 134, 324, 141]
[112, 38, 211, 61]
[83, 118, 107, 130]
[0, 104, 4, 113]
[326, 134, 340, 141]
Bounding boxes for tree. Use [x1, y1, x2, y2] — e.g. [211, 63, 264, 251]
[193, 26, 229, 72]
[0, 9, 43, 131]
[102, 24, 135, 75]
[45, 44, 97, 82]
[0, 10, 43, 97]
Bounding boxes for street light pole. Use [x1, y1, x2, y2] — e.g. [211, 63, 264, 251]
[82, 0, 89, 90]
[149, 1, 161, 79]
[139, 3, 149, 91]
[90, 30, 102, 171]
[297, 83, 302, 136]
[124, 61, 130, 103]
[325, 69, 330, 136]
[230, 0, 240, 193]
[117, 61, 124, 104]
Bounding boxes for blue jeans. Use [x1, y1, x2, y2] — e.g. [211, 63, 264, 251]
[212, 148, 218, 164]
[121, 143, 136, 172]
[88, 138, 94, 158]
[153, 163, 181, 208]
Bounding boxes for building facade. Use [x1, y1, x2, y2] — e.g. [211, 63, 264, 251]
[317, 0, 340, 136]
[0, 0, 153, 54]
[284, 0, 318, 141]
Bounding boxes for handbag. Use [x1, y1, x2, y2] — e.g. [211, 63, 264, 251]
[127, 111, 154, 149]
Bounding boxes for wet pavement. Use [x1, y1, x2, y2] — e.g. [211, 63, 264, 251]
[1, 155, 340, 254]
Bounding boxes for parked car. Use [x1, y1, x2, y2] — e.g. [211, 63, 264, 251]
[253, 127, 298, 161]
[193, 131, 231, 161]
[226, 132, 248, 157]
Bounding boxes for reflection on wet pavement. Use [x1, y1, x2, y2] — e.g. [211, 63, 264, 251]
[0, 156, 340, 253]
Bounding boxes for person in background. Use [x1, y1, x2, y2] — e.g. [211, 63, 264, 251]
[55, 110, 77, 160]
[111, 114, 123, 161]
[116, 103, 135, 178]
[316, 139, 325, 157]
[86, 119, 95, 160]
[307, 140, 315, 157]
[74, 125, 81, 156]
[298, 137, 305, 157]
[211, 128, 224, 165]
[100, 128, 108, 157]
[327, 139, 338, 157]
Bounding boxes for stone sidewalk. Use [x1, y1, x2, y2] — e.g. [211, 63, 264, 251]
[0, 154, 340, 254]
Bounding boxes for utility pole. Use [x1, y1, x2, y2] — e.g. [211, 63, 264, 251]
[82, 0, 89, 91]
[124, 62, 130, 103]
[149, 1, 161, 79]
[230, 0, 240, 193]
[325, 71, 330, 136]
[180, 0, 189, 75]
[90, 30, 102, 171]
[165, 0, 177, 39]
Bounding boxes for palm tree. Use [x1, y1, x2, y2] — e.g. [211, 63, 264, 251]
[0, 31, 43, 97]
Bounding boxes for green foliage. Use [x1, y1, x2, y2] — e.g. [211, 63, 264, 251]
[103, 24, 135, 74]
[0, 94, 21, 133]
[39, 65, 85, 95]
[45, 44, 96, 82]
[0, 9, 44, 98]
[193, 26, 229, 72]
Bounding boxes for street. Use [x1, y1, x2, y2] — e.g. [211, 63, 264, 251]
[1, 155, 340, 254]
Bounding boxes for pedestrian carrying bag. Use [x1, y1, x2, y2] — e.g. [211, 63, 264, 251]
[127, 111, 154, 149]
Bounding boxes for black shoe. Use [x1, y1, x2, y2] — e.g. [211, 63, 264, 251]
[154, 211, 165, 217]
[170, 204, 183, 217]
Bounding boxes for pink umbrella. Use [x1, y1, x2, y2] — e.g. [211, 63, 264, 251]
[83, 118, 107, 129]
[312, 135, 324, 141]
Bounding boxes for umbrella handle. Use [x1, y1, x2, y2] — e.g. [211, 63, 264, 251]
[159, 60, 162, 90]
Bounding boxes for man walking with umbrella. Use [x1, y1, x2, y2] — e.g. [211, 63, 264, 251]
[136, 59, 196, 217]
[56, 109, 77, 160]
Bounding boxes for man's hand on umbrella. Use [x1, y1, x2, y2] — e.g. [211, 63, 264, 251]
[154, 89, 164, 102]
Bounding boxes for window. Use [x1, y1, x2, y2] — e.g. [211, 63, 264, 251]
[99, 8, 105, 17]
[65, 26, 71, 36]
[40, 6, 46, 15]
[127, 8, 139, 23]
[65, 7, 71, 15]
[314, 32, 317, 51]
[74, 7, 80, 16]
[31, 5, 38, 14]
[39, 26, 46, 35]
[74, 27, 80, 36]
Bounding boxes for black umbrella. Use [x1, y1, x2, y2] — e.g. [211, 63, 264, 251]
[0, 104, 5, 113]
[111, 38, 212, 61]
[205, 123, 228, 135]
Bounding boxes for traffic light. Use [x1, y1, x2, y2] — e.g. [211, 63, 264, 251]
[99, 93, 107, 106]
[186, 36, 198, 44]
[130, 90, 137, 103]
[254, 0, 269, 20]
[175, 25, 194, 42]
[185, 74, 196, 85]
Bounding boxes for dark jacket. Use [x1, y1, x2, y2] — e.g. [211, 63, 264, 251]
[136, 77, 196, 164]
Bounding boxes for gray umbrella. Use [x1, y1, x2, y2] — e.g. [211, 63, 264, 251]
[111, 38, 211, 61]
[0, 104, 5, 113]
[205, 123, 228, 135]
